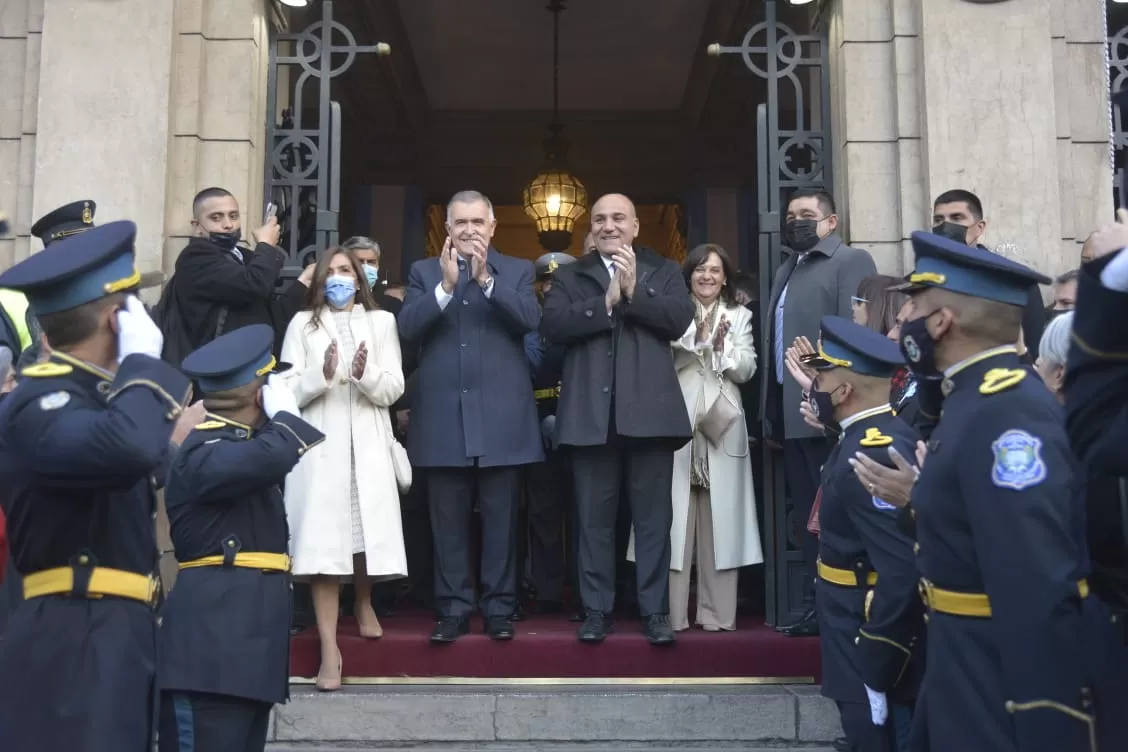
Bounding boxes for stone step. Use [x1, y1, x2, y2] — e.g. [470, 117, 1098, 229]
[267, 684, 841, 747]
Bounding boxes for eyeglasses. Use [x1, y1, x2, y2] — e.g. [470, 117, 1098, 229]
[850, 296, 868, 307]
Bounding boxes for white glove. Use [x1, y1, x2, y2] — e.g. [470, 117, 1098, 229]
[864, 684, 888, 726]
[260, 374, 299, 419]
[116, 295, 164, 362]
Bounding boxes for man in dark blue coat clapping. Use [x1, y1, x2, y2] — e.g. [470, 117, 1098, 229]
[398, 190, 543, 643]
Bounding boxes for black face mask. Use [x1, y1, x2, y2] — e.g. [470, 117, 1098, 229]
[898, 312, 941, 376]
[208, 228, 242, 251]
[1046, 307, 1072, 320]
[932, 222, 969, 245]
[809, 384, 843, 435]
[783, 220, 821, 253]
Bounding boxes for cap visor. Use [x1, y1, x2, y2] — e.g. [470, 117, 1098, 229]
[887, 280, 925, 294]
[800, 353, 835, 371]
[139, 270, 166, 289]
[274, 362, 294, 374]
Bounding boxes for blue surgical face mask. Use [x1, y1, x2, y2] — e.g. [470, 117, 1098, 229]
[325, 274, 356, 308]
[364, 265, 379, 288]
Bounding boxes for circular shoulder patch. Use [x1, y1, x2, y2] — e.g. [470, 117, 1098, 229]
[38, 391, 71, 411]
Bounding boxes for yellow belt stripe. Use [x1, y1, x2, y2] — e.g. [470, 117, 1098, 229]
[920, 578, 1089, 618]
[817, 559, 878, 587]
[534, 388, 559, 400]
[178, 552, 291, 572]
[23, 566, 158, 605]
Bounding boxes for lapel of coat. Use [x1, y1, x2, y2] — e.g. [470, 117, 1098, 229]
[576, 252, 611, 291]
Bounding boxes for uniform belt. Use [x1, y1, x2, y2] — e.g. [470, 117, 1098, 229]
[920, 577, 1090, 618]
[535, 387, 559, 401]
[23, 566, 159, 605]
[817, 559, 878, 587]
[178, 552, 291, 572]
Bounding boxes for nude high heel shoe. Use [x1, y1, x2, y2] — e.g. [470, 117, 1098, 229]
[315, 649, 343, 692]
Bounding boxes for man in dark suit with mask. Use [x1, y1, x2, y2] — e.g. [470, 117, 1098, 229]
[763, 189, 876, 637]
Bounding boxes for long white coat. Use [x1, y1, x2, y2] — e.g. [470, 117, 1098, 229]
[628, 302, 764, 572]
[280, 306, 408, 578]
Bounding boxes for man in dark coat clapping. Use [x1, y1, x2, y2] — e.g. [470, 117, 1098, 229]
[398, 190, 543, 643]
[541, 193, 695, 645]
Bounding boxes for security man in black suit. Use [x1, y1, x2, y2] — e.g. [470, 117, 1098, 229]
[525, 252, 577, 614]
[158, 324, 324, 752]
[895, 230, 1107, 751]
[0, 220, 191, 752]
[804, 316, 923, 752]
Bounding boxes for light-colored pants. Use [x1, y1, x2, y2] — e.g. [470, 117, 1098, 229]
[669, 486, 738, 631]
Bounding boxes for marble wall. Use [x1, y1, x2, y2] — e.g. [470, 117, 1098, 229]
[827, 0, 1112, 283]
[0, 0, 43, 269]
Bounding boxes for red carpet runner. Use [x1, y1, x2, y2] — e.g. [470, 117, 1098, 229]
[289, 612, 821, 682]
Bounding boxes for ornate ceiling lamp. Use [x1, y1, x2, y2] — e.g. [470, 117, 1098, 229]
[522, 0, 587, 253]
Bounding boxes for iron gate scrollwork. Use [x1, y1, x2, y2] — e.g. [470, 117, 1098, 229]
[264, 1, 387, 275]
[711, 0, 833, 627]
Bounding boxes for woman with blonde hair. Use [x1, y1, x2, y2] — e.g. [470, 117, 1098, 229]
[281, 245, 407, 691]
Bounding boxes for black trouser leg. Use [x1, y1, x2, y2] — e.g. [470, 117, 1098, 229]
[836, 699, 895, 752]
[476, 466, 522, 618]
[158, 691, 273, 752]
[526, 453, 569, 603]
[571, 445, 623, 614]
[427, 467, 476, 619]
[625, 442, 675, 617]
[783, 437, 831, 603]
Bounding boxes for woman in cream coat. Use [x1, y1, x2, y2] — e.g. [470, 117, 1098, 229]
[666, 243, 762, 631]
[281, 245, 406, 690]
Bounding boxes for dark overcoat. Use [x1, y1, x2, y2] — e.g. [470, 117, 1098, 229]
[398, 248, 543, 468]
[0, 351, 190, 752]
[540, 247, 694, 448]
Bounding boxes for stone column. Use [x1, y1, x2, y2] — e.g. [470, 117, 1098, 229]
[827, 0, 1112, 280]
[164, 0, 272, 271]
[32, 0, 176, 277]
[0, 0, 45, 268]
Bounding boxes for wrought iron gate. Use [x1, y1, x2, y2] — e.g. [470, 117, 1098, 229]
[712, 0, 833, 626]
[264, 1, 386, 275]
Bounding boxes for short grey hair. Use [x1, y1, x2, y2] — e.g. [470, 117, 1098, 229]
[1054, 268, 1080, 286]
[342, 236, 380, 254]
[1037, 311, 1074, 367]
[447, 190, 495, 224]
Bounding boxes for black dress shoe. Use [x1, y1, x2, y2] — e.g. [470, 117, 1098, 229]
[776, 608, 819, 637]
[832, 736, 851, 752]
[643, 614, 676, 645]
[577, 610, 613, 643]
[430, 616, 470, 644]
[510, 604, 528, 622]
[486, 616, 516, 640]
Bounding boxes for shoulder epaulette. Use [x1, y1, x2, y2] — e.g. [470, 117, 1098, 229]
[20, 362, 73, 377]
[859, 427, 893, 447]
[194, 420, 227, 431]
[979, 368, 1026, 395]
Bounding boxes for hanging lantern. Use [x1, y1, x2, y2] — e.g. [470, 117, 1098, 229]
[522, 159, 588, 253]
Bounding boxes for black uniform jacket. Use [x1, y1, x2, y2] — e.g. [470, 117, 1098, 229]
[816, 405, 924, 705]
[540, 248, 695, 448]
[914, 347, 1100, 752]
[159, 410, 324, 705]
[1066, 254, 1128, 607]
[0, 351, 189, 752]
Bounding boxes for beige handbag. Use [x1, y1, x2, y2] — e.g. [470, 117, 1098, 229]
[360, 309, 413, 494]
[697, 385, 743, 447]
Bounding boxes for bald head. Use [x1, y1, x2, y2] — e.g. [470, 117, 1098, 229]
[590, 193, 640, 256]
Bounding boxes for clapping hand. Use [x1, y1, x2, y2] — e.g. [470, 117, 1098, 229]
[609, 245, 637, 299]
[1087, 208, 1128, 261]
[798, 399, 825, 432]
[351, 341, 368, 380]
[171, 400, 207, 447]
[712, 315, 731, 354]
[467, 237, 491, 286]
[847, 441, 927, 508]
[439, 237, 459, 294]
[322, 339, 339, 381]
[605, 269, 622, 312]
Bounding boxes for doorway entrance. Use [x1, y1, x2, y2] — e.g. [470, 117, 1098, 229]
[266, 0, 833, 656]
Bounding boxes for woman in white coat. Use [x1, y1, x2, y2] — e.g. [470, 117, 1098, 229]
[668, 243, 762, 631]
[281, 246, 407, 690]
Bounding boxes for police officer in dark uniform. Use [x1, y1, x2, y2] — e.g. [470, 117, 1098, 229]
[804, 316, 923, 752]
[895, 231, 1103, 751]
[524, 252, 577, 614]
[0, 220, 191, 752]
[1063, 229, 1128, 747]
[158, 324, 324, 752]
